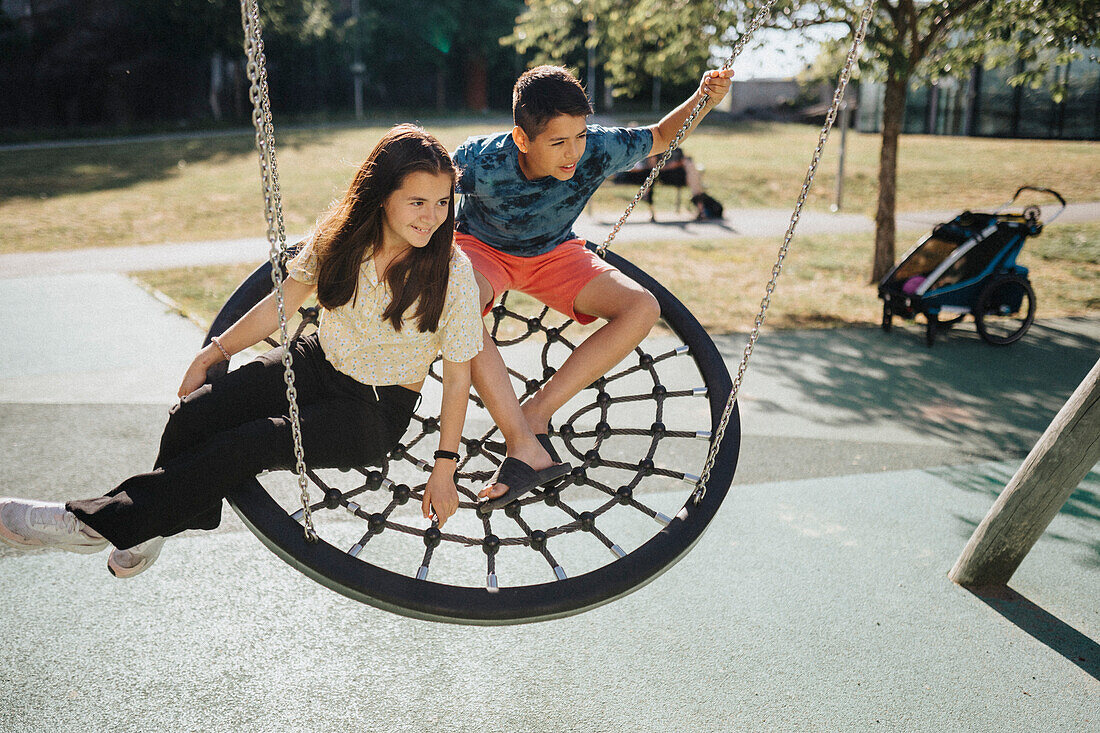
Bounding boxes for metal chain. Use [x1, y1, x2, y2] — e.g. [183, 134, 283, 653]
[240, 0, 317, 540]
[692, 0, 877, 504]
[596, 0, 777, 257]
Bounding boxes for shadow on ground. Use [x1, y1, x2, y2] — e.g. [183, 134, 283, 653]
[966, 584, 1100, 680]
[595, 215, 739, 234]
[935, 463, 1100, 570]
[722, 318, 1099, 459]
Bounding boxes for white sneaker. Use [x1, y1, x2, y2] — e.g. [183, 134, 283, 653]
[0, 498, 109, 554]
[107, 537, 165, 578]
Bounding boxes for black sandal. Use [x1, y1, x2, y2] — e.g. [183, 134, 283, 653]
[534, 433, 562, 463]
[479, 457, 571, 512]
[480, 433, 562, 463]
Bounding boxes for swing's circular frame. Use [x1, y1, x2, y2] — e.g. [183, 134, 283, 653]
[205, 248, 739, 625]
[227, 0, 871, 625]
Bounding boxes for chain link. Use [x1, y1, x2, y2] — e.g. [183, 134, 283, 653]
[596, 0, 777, 257]
[692, 0, 877, 504]
[240, 0, 317, 540]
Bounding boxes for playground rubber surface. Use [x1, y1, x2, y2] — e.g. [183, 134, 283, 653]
[0, 270, 1096, 732]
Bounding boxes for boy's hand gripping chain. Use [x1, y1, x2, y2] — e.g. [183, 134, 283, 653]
[595, 0, 777, 258]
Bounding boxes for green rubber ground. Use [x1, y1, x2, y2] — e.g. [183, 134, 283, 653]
[1, 272, 1096, 732]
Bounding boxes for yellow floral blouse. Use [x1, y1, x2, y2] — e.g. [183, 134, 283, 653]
[287, 241, 483, 386]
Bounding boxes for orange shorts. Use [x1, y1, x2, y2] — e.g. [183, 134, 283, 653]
[455, 233, 617, 325]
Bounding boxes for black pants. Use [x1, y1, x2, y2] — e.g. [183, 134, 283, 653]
[69, 334, 417, 550]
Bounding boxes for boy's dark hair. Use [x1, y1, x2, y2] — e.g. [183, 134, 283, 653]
[512, 65, 593, 137]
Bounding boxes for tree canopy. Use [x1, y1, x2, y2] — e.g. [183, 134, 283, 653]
[0, 0, 526, 129]
[504, 0, 728, 100]
[737, 0, 1099, 279]
[508, 0, 1097, 278]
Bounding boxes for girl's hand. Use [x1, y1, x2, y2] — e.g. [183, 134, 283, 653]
[177, 277, 315, 398]
[422, 464, 460, 528]
[178, 348, 221, 398]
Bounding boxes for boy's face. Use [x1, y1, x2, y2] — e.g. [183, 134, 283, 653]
[512, 114, 588, 181]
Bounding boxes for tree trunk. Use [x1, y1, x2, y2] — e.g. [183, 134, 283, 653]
[871, 72, 908, 283]
[436, 65, 447, 112]
[209, 52, 224, 122]
[463, 53, 488, 112]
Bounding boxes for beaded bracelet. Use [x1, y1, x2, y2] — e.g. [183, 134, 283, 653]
[210, 336, 232, 363]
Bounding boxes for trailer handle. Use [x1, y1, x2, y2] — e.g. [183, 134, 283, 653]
[996, 186, 1067, 224]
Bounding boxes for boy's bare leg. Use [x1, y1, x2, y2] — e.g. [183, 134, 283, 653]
[521, 270, 660, 434]
[468, 272, 554, 500]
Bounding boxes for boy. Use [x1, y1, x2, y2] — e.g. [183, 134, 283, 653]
[456, 65, 733, 507]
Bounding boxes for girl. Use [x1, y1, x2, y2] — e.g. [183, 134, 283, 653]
[0, 124, 483, 577]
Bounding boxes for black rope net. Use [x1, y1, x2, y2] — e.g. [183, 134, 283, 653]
[249, 290, 720, 591]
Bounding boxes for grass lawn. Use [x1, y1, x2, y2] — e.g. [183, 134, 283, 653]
[2, 120, 1098, 254]
[137, 220, 1099, 335]
[7, 117, 1096, 332]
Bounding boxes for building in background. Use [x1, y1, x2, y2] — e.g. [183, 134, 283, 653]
[719, 78, 801, 117]
[858, 51, 1099, 140]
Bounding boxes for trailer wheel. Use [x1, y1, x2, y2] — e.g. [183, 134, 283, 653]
[974, 275, 1036, 346]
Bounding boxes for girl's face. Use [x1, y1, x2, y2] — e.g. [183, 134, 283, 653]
[380, 171, 453, 251]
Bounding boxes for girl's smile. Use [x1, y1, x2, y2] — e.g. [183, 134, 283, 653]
[381, 170, 454, 251]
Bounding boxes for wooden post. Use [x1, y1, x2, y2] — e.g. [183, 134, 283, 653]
[949, 356, 1100, 586]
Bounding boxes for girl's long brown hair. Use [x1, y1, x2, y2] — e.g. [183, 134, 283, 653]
[312, 124, 456, 332]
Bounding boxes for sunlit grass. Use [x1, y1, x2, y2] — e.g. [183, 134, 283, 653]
[136, 220, 1099, 334]
[2, 120, 1097, 253]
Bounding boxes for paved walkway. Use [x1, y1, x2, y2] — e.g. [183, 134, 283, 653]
[4, 201, 1098, 279]
[0, 262, 1097, 730]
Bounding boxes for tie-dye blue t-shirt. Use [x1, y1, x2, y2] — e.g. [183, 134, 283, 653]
[454, 124, 653, 257]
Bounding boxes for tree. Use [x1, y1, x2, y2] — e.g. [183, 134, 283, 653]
[0, 0, 527, 130]
[510, 1, 1097, 282]
[504, 0, 728, 106]
[362, 0, 523, 111]
[755, 0, 1099, 282]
